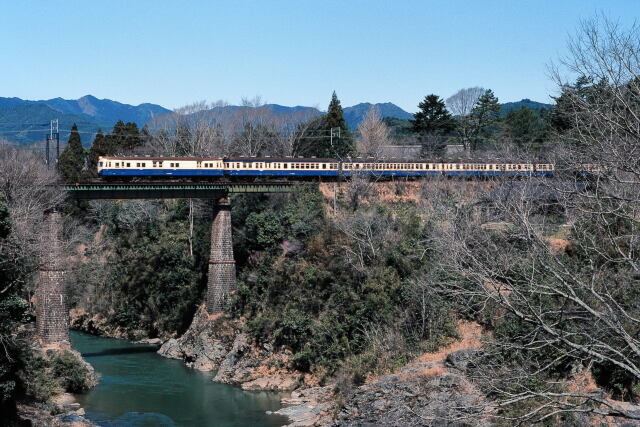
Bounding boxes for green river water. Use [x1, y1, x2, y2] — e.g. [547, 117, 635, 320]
[70, 331, 288, 427]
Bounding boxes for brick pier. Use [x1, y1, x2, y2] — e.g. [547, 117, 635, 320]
[36, 211, 69, 344]
[206, 198, 236, 313]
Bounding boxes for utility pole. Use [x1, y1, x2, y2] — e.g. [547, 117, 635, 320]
[45, 120, 59, 167]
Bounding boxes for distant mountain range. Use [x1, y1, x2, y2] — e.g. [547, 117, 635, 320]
[0, 95, 553, 146]
[0, 95, 170, 146]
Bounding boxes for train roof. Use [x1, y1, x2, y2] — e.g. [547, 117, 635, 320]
[225, 157, 338, 162]
[98, 155, 552, 164]
[98, 155, 223, 161]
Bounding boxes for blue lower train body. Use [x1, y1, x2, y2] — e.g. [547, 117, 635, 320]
[99, 169, 555, 178]
[100, 169, 224, 176]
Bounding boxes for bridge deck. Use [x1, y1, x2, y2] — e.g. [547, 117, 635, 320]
[65, 182, 297, 199]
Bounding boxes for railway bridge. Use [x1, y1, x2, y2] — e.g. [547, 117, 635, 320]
[36, 181, 297, 344]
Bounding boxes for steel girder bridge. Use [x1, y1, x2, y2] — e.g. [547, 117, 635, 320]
[64, 181, 297, 199]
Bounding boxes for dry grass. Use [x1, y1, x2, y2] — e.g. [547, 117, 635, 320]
[566, 370, 599, 394]
[547, 237, 571, 255]
[418, 321, 484, 364]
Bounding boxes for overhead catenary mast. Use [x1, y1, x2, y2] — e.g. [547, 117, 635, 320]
[45, 119, 59, 167]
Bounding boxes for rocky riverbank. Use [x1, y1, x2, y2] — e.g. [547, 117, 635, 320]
[156, 309, 497, 426]
[17, 340, 97, 427]
[157, 312, 640, 426]
[158, 305, 308, 391]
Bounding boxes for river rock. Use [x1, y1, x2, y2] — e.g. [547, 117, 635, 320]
[275, 386, 334, 426]
[445, 349, 481, 372]
[333, 359, 490, 426]
[241, 373, 302, 391]
[158, 338, 183, 359]
[213, 333, 249, 382]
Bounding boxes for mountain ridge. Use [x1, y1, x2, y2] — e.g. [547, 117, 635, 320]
[0, 95, 553, 146]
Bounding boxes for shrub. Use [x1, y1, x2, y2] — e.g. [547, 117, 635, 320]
[51, 352, 92, 393]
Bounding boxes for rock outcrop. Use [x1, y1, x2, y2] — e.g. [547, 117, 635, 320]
[333, 359, 489, 426]
[158, 305, 305, 391]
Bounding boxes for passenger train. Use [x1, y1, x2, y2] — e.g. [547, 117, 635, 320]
[97, 155, 556, 179]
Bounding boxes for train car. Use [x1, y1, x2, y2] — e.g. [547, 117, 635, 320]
[440, 161, 539, 177]
[97, 156, 224, 177]
[223, 157, 340, 177]
[342, 159, 442, 177]
[534, 163, 554, 176]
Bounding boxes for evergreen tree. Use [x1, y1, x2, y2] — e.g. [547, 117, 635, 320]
[469, 89, 501, 151]
[549, 76, 609, 133]
[58, 124, 86, 183]
[504, 107, 550, 149]
[87, 129, 106, 175]
[294, 92, 353, 158]
[98, 120, 143, 156]
[410, 94, 455, 135]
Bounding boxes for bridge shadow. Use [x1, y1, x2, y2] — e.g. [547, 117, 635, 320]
[81, 345, 160, 358]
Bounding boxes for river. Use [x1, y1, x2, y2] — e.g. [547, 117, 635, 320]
[70, 331, 288, 427]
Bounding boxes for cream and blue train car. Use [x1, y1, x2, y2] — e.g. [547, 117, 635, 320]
[223, 157, 340, 177]
[342, 160, 442, 177]
[97, 156, 224, 176]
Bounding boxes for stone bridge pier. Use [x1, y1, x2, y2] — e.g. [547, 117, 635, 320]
[36, 211, 69, 344]
[206, 198, 237, 313]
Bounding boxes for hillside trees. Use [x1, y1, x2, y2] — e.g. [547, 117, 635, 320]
[229, 185, 456, 376]
[68, 199, 208, 338]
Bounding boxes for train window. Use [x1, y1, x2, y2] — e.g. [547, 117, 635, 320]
[98, 162, 103, 167]
[283, 163, 288, 169]
[115, 162, 120, 167]
[126, 163, 130, 167]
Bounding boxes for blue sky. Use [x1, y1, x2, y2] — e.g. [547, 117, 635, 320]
[1, 1, 638, 112]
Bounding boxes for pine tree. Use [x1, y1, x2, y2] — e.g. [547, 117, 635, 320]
[325, 91, 353, 157]
[469, 89, 501, 151]
[87, 129, 106, 175]
[58, 124, 86, 183]
[411, 95, 455, 135]
[294, 91, 353, 158]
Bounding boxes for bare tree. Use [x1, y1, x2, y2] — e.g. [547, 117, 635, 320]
[446, 87, 485, 117]
[426, 17, 640, 423]
[446, 87, 486, 151]
[0, 144, 65, 299]
[356, 106, 391, 158]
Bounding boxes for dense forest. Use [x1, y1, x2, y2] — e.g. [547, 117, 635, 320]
[1, 16, 640, 425]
